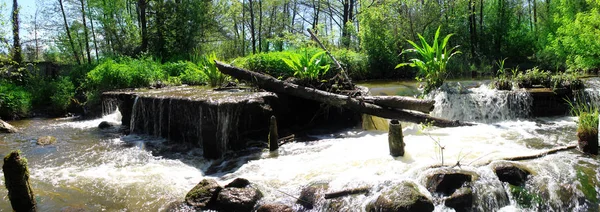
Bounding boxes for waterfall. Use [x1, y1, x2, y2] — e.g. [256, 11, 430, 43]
[430, 84, 533, 123]
[130, 96, 140, 133]
[101, 98, 119, 116]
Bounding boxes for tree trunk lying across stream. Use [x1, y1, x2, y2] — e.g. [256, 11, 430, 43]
[215, 61, 473, 128]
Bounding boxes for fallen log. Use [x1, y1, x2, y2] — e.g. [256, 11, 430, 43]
[215, 61, 473, 128]
[357, 96, 435, 113]
[324, 186, 370, 199]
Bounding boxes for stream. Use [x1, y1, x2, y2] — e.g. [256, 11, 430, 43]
[0, 80, 599, 211]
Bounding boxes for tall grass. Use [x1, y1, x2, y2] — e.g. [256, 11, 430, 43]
[567, 98, 599, 135]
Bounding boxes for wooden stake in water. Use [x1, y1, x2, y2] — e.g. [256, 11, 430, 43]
[3, 150, 36, 212]
[388, 120, 405, 157]
[269, 116, 279, 151]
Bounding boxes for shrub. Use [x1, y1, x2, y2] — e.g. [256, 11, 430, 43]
[515, 67, 551, 88]
[0, 80, 31, 119]
[243, 51, 295, 78]
[85, 57, 166, 91]
[331, 49, 368, 80]
[162, 61, 207, 85]
[49, 77, 75, 114]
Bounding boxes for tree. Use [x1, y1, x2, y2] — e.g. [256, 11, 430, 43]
[59, 0, 81, 64]
[12, 0, 22, 63]
[79, 0, 91, 64]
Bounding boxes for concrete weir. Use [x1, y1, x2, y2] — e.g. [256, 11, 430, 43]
[102, 86, 360, 159]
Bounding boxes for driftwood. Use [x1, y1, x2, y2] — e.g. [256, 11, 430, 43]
[324, 186, 370, 199]
[215, 61, 472, 128]
[358, 96, 435, 113]
[500, 144, 577, 162]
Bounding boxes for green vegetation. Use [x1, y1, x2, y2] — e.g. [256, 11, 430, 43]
[492, 66, 583, 91]
[397, 27, 461, 94]
[1, 0, 600, 118]
[281, 50, 330, 81]
[0, 81, 31, 119]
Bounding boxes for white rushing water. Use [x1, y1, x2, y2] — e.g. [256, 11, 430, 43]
[1, 81, 599, 211]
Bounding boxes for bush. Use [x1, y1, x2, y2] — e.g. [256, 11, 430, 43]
[162, 61, 207, 85]
[515, 67, 552, 88]
[281, 50, 330, 81]
[242, 51, 295, 78]
[49, 77, 75, 114]
[0, 81, 31, 119]
[85, 57, 166, 91]
[331, 49, 369, 80]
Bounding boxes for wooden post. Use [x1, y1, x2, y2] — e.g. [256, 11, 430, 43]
[388, 120, 405, 157]
[3, 150, 36, 212]
[269, 116, 279, 151]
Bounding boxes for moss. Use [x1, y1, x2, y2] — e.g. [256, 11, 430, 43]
[576, 164, 598, 204]
[509, 185, 542, 208]
[2, 150, 36, 211]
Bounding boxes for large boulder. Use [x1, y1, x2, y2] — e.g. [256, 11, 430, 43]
[256, 203, 293, 212]
[0, 119, 17, 133]
[297, 182, 329, 209]
[225, 178, 251, 188]
[444, 187, 473, 212]
[216, 186, 263, 212]
[493, 162, 531, 186]
[185, 179, 222, 209]
[425, 168, 476, 196]
[366, 181, 434, 212]
[37, 136, 57, 146]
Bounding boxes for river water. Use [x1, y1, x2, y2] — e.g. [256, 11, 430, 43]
[0, 81, 599, 211]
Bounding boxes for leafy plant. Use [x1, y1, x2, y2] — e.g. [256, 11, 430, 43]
[397, 26, 461, 94]
[49, 77, 76, 114]
[281, 50, 330, 81]
[195, 53, 228, 87]
[567, 98, 599, 137]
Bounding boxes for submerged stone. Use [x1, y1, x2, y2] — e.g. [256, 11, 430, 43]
[98, 121, 115, 129]
[0, 119, 17, 133]
[185, 179, 222, 209]
[297, 182, 329, 209]
[37, 136, 57, 146]
[425, 168, 476, 196]
[256, 203, 293, 212]
[493, 162, 531, 186]
[366, 181, 434, 212]
[225, 178, 250, 188]
[444, 187, 473, 212]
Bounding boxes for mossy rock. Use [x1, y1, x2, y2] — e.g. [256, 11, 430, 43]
[185, 179, 222, 209]
[37, 136, 57, 146]
[366, 181, 434, 212]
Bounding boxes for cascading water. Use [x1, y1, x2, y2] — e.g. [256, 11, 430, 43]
[429, 84, 533, 123]
[2, 82, 598, 211]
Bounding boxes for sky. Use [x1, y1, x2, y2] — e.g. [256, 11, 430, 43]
[1, 0, 39, 40]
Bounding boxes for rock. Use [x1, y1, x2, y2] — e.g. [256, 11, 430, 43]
[366, 181, 434, 212]
[493, 162, 531, 186]
[98, 121, 115, 129]
[225, 178, 250, 188]
[216, 187, 263, 212]
[297, 182, 329, 209]
[577, 130, 598, 155]
[425, 168, 476, 196]
[444, 187, 473, 212]
[185, 179, 222, 209]
[0, 119, 17, 133]
[256, 203, 293, 212]
[37, 136, 57, 146]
